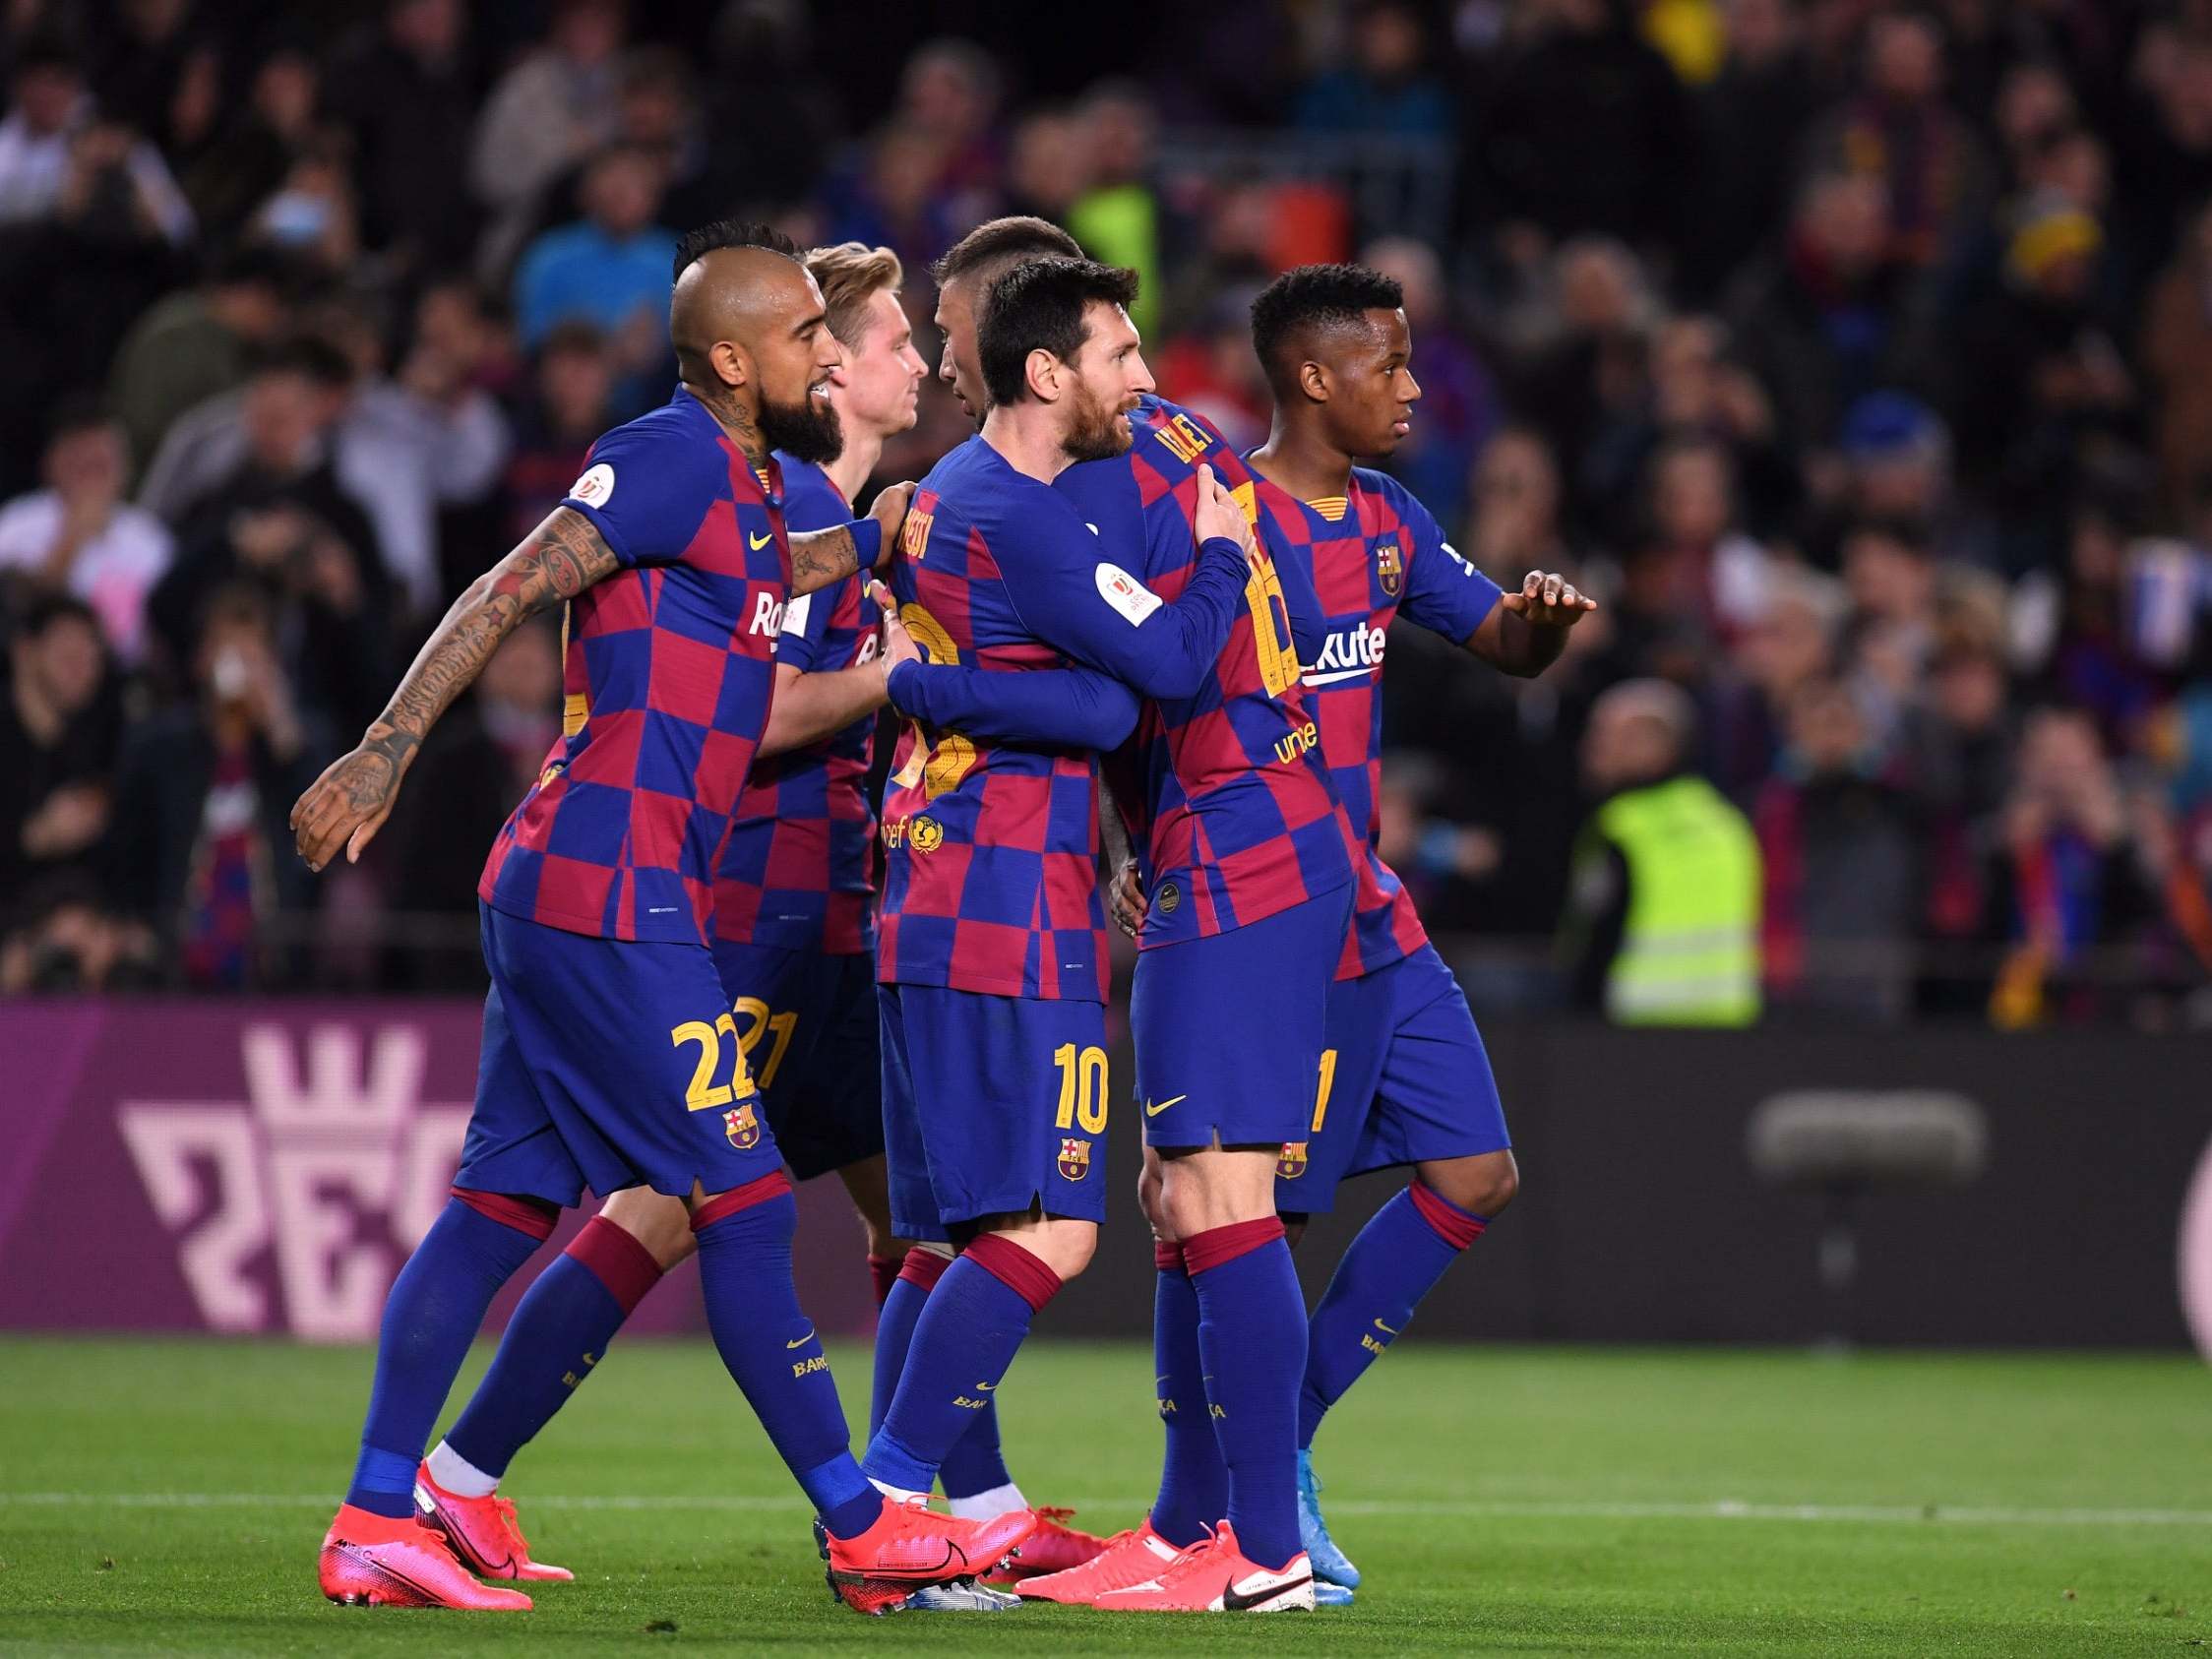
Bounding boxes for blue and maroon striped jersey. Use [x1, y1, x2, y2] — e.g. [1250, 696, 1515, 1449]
[1063, 397, 1353, 949]
[477, 386, 790, 946]
[1250, 464, 1503, 979]
[713, 455, 879, 955]
[877, 426, 1254, 1000]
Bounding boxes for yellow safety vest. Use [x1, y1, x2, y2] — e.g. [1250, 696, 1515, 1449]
[1594, 776, 1761, 1027]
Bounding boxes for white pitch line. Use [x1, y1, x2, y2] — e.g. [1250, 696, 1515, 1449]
[4, 1493, 2211, 1528]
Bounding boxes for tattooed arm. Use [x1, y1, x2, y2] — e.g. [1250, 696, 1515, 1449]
[289, 508, 617, 870]
[788, 481, 913, 596]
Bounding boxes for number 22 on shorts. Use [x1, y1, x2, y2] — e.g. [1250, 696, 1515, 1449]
[670, 1013, 757, 1111]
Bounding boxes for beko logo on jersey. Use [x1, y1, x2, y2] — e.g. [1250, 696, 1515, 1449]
[1301, 624, 1386, 687]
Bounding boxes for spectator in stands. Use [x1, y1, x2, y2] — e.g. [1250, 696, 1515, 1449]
[1561, 677, 1762, 1025]
[1807, 11, 1990, 274]
[0, 593, 121, 903]
[0, 399, 171, 662]
[817, 121, 963, 284]
[1985, 706, 2158, 1026]
[2139, 197, 2212, 521]
[1633, 436, 1775, 645]
[2116, 27, 2212, 315]
[472, 0, 629, 275]
[1000, 104, 1089, 228]
[107, 244, 288, 482]
[1294, 0, 1451, 141]
[0, 871, 153, 994]
[1069, 81, 1164, 338]
[1364, 235, 1497, 533]
[501, 320, 614, 546]
[1755, 676, 1922, 1021]
[1709, 564, 1844, 800]
[0, 36, 192, 241]
[244, 137, 359, 278]
[895, 37, 1005, 228]
[1687, 0, 1815, 300]
[322, 0, 475, 276]
[89, 0, 220, 162]
[382, 617, 561, 985]
[1728, 171, 1921, 458]
[149, 339, 390, 732]
[109, 582, 322, 990]
[513, 143, 675, 406]
[1462, 426, 1571, 584]
[1507, 236, 1660, 522]
[181, 41, 320, 248]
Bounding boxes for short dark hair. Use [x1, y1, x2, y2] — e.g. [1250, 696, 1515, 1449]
[932, 215, 1082, 287]
[253, 333, 354, 389]
[45, 390, 114, 446]
[15, 589, 97, 642]
[673, 218, 800, 283]
[977, 256, 1139, 408]
[1250, 263, 1405, 393]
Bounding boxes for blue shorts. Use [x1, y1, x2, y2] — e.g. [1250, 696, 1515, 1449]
[878, 983, 1111, 1241]
[458, 904, 789, 1208]
[1273, 942, 1512, 1212]
[1132, 886, 1353, 1150]
[710, 940, 883, 1184]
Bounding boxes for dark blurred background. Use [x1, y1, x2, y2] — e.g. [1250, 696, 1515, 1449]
[5, 0, 2212, 1038]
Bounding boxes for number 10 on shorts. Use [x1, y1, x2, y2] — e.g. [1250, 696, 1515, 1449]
[1053, 1043, 1109, 1133]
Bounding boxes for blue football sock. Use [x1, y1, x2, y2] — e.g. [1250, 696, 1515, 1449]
[345, 1192, 551, 1518]
[444, 1214, 665, 1481]
[1187, 1219, 1307, 1571]
[1299, 1183, 1486, 1448]
[863, 1237, 1058, 1496]
[869, 1252, 938, 1439]
[1147, 1243, 1225, 1547]
[937, 1389, 1014, 1502]
[693, 1177, 879, 1541]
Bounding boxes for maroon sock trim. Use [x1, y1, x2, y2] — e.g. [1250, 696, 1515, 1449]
[1182, 1215, 1285, 1277]
[567, 1215, 665, 1315]
[897, 1246, 951, 1293]
[688, 1169, 793, 1232]
[1408, 1181, 1490, 1251]
[867, 1254, 902, 1308]
[1153, 1239, 1186, 1273]
[962, 1233, 1063, 1314]
[451, 1186, 558, 1242]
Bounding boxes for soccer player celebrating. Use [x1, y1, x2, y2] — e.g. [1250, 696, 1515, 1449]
[862, 255, 1276, 1572]
[1116, 262, 1594, 1600]
[291, 220, 1034, 1615]
[408, 241, 1113, 1593]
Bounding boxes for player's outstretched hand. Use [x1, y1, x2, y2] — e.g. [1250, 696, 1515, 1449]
[866, 482, 916, 566]
[1500, 569, 1597, 629]
[1193, 463, 1256, 562]
[868, 579, 920, 674]
[1108, 857, 1147, 938]
[289, 740, 408, 872]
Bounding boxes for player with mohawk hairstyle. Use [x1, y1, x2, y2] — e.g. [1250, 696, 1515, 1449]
[293, 219, 1033, 1616]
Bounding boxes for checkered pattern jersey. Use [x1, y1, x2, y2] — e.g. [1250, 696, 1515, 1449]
[478, 386, 790, 946]
[876, 438, 1108, 1003]
[713, 456, 878, 954]
[1250, 464, 1503, 980]
[1082, 396, 1351, 948]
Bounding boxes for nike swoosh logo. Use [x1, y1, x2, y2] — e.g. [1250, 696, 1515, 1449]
[1144, 1094, 1188, 1117]
[976, 1381, 996, 1391]
[1300, 666, 1375, 687]
[1223, 1572, 1311, 1611]
[749, 530, 774, 550]
[786, 1329, 816, 1349]
[1373, 1319, 1399, 1335]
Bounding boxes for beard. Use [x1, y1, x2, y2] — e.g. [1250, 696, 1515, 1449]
[1060, 383, 1133, 464]
[758, 387, 844, 465]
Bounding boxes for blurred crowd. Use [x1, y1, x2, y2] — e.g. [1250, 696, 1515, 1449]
[3, 0, 2210, 1030]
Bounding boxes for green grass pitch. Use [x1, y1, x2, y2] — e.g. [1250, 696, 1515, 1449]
[2, 1336, 2208, 1654]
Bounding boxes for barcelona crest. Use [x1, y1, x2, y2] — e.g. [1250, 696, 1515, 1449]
[1376, 540, 1402, 597]
[1277, 1140, 1309, 1179]
[724, 1100, 762, 1151]
[1058, 1137, 1091, 1181]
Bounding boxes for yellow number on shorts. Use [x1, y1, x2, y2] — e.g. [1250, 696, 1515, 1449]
[672, 1012, 753, 1111]
[732, 996, 800, 1092]
[1052, 1042, 1110, 1134]
[1311, 1047, 1338, 1136]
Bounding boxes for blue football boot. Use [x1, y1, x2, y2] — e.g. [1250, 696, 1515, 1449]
[1297, 1448, 1360, 1588]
